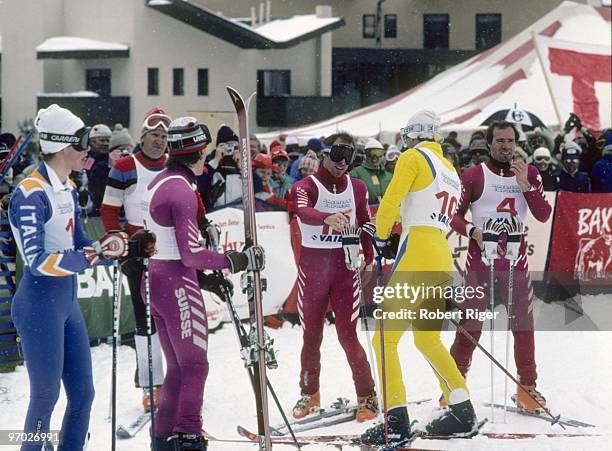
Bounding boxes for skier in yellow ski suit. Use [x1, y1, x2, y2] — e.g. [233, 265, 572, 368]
[361, 110, 478, 446]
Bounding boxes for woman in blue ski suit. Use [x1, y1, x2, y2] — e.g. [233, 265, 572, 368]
[9, 104, 128, 450]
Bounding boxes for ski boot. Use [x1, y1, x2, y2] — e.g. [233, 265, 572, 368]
[356, 391, 379, 422]
[143, 386, 161, 413]
[292, 391, 320, 419]
[425, 399, 477, 436]
[167, 433, 208, 451]
[151, 435, 174, 451]
[359, 405, 412, 446]
[513, 384, 547, 414]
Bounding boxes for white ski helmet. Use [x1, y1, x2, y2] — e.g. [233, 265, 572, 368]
[400, 109, 443, 146]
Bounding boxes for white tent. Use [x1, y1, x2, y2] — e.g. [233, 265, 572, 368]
[258, 1, 611, 141]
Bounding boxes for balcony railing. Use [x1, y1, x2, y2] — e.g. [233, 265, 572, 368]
[37, 95, 130, 127]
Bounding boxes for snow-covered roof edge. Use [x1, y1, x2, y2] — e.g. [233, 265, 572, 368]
[146, 0, 345, 49]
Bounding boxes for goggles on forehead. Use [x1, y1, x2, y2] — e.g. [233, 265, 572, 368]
[39, 126, 92, 152]
[326, 143, 356, 164]
[143, 113, 172, 132]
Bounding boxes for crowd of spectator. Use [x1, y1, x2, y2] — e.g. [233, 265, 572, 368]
[0, 112, 610, 231]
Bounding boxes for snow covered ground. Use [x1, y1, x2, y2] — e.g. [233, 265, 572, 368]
[1, 303, 611, 450]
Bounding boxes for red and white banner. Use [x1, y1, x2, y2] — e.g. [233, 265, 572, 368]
[535, 35, 612, 131]
[548, 192, 612, 283]
[206, 208, 297, 324]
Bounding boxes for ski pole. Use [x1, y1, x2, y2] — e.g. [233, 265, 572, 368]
[215, 271, 301, 450]
[504, 261, 515, 423]
[142, 256, 157, 450]
[449, 317, 565, 429]
[353, 267, 382, 416]
[370, 236, 389, 448]
[111, 260, 123, 451]
[489, 260, 495, 423]
[374, 255, 390, 448]
[0, 130, 33, 184]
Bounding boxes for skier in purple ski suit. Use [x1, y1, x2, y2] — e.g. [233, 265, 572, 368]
[142, 118, 265, 451]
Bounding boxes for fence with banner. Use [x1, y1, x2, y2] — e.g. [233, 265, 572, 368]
[8, 191, 611, 340]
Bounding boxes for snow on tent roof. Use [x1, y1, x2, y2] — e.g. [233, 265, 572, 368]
[235, 14, 342, 43]
[37, 37, 128, 52]
[258, 1, 611, 140]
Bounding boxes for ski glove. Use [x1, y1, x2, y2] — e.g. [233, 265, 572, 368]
[373, 234, 399, 260]
[128, 230, 156, 259]
[341, 225, 362, 271]
[198, 217, 221, 251]
[84, 231, 129, 265]
[225, 245, 266, 273]
[481, 218, 504, 263]
[198, 271, 234, 300]
[504, 216, 524, 262]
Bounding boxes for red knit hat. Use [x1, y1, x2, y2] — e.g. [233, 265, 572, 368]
[253, 153, 273, 169]
[271, 147, 289, 161]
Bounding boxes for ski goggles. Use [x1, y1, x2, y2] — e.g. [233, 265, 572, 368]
[563, 157, 580, 165]
[142, 112, 172, 133]
[38, 126, 92, 152]
[533, 156, 551, 163]
[366, 148, 385, 158]
[325, 143, 356, 164]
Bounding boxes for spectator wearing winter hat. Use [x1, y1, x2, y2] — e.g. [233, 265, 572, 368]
[285, 135, 300, 161]
[88, 124, 135, 215]
[553, 143, 591, 192]
[205, 125, 242, 209]
[591, 132, 612, 193]
[442, 142, 461, 173]
[468, 138, 489, 167]
[297, 150, 319, 180]
[444, 131, 462, 152]
[531, 147, 558, 191]
[306, 137, 323, 158]
[250, 133, 266, 159]
[252, 153, 289, 211]
[513, 146, 528, 163]
[350, 138, 393, 204]
[384, 145, 401, 174]
[270, 146, 294, 197]
[89, 123, 112, 164]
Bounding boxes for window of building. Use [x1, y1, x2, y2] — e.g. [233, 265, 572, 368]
[384, 14, 397, 38]
[197, 69, 208, 96]
[423, 14, 450, 49]
[86, 69, 111, 96]
[173, 68, 184, 96]
[476, 14, 501, 50]
[147, 68, 159, 96]
[257, 70, 291, 96]
[363, 14, 376, 39]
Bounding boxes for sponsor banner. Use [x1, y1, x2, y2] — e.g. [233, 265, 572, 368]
[207, 208, 297, 320]
[548, 192, 612, 284]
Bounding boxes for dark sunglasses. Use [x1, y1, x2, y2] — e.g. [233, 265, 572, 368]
[39, 126, 92, 152]
[327, 143, 356, 164]
[564, 158, 580, 164]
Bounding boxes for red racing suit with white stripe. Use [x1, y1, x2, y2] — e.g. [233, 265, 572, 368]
[292, 166, 375, 397]
[449, 160, 551, 385]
